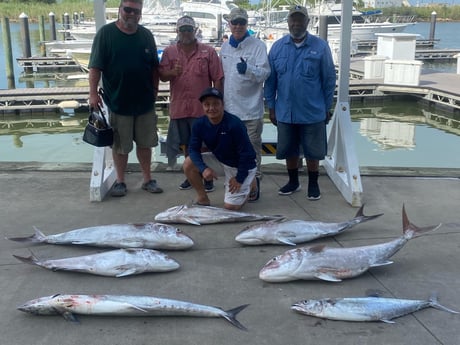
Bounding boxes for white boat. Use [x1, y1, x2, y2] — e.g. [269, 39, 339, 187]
[258, 1, 416, 42]
[181, 0, 238, 41]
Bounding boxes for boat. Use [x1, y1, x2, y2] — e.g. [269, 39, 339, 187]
[258, 1, 416, 42]
[181, 0, 238, 41]
[308, 1, 416, 41]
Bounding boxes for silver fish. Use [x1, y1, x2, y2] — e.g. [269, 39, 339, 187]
[291, 294, 459, 323]
[6, 223, 194, 250]
[13, 248, 180, 277]
[259, 205, 441, 282]
[235, 205, 383, 245]
[154, 204, 284, 225]
[18, 294, 249, 330]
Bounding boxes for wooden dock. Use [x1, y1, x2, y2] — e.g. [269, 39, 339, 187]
[348, 58, 460, 111]
[0, 85, 170, 114]
[16, 56, 84, 73]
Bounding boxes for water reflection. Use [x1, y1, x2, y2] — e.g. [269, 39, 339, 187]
[1, 101, 459, 168]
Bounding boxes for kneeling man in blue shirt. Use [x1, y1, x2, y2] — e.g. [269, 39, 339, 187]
[183, 87, 257, 210]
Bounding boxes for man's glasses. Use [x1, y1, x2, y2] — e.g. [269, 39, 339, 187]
[123, 6, 142, 15]
[230, 19, 247, 26]
[179, 26, 195, 33]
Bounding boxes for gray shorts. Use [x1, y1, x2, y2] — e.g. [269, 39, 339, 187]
[110, 110, 158, 154]
[276, 121, 327, 160]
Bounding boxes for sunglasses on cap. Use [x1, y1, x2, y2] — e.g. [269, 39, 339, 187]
[230, 19, 247, 26]
[123, 6, 142, 15]
[178, 26, 195, 33]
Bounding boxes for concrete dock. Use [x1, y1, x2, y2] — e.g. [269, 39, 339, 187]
[0, 164, 459, 345]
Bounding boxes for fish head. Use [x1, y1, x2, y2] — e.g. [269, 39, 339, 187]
[291, 299, 327, 316]
[17, 294, 62, 315]
[154, 205, 187, 223]
[258, 248, 304, 282]
[146, 223, 194, 249]
[235, 223, 271, 245]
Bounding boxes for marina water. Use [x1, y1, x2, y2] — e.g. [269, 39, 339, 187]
[0, 21, 459, 168]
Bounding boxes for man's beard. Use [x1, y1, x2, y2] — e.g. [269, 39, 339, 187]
[290, 30, 306, 40]
[120, 17, 138, 30]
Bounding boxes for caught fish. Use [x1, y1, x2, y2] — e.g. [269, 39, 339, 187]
[235, 205, 383, 245]
[18, 294, 249, 330]
[154, 204, 284, 225]
[291, 293, 459, 323]
[13, 248, 180, 277]
[259, 205, 441, 282]
[6, 223, 194, 250]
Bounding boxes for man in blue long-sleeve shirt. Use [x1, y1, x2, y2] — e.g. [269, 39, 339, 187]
[183, 87, 257, 210]
[264, 5, 336, 200]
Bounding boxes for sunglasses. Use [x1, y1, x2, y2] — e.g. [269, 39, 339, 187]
[231, 19, 247, 26]
[122, 6, 142, 15]
[179, 26, 195, 33]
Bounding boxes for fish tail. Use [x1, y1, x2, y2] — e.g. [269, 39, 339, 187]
[402, 204, 442, 239]
[6, 226, 47, 243]
[12, 252, 40, 266]
[352, 204, 384, 225]
[222, 304, 249, 331]
[429, 293, 459, 314]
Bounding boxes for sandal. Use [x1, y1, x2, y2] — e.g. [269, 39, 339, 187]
[142, 180, 163, 194]
[248, 177, 260, 202]
[111, 182, 127, 197]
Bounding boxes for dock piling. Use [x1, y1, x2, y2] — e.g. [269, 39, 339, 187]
[39, 15, 46, 57]
[1, 17, 16, 89]
[19, 13, 33, 74]
[49, 12, 57, 41]
[429, 11, 437, 42]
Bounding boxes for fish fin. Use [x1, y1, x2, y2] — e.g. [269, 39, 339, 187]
[6, 226, 46, 243]
[429, 293, 459, 314]
[127, 304, 148, 313]
[61, 311, 79, 323]
[315, 272, 342, 282]
[277, 231, 297, 246]
[308, 244, 327, 253]
[223, 304, 249, 331]
[370, 260, 393, 267]
[402, 204, 442, 239]
[183, 217, 201, 226]
[115, 268, 138, 277]
[380, 318, 395, 324]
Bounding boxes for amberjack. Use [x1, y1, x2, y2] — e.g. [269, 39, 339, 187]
[6, 223, 194, 250]
[13, 248, 180, 277]
[235, 205, 383, 245]
[154, 204, 284, 225]
[259, 205, 441, 282]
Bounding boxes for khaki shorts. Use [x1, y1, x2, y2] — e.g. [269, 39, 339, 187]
[202, 152, 257, 206]
[110, 110, 158, 154]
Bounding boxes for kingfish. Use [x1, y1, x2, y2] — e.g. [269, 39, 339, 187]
[18, 294, 249, 330]
[235, 205, 383, 245]
[259, 205, 441, 282]
[13, 248, 180, 277]
[154, 204, 284, 225]
[6, 223, 194, 250]
[291, 294, 459, 323]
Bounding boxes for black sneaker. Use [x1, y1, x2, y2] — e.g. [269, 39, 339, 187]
[179, 179, 192, 190]
[204, 180, 215, 193]
[111, 182, 127, 197]
[278, 182, 301, 195]
[307, 181, 321, 200]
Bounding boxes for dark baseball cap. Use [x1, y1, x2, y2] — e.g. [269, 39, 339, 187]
[199, 87, 224, 102]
